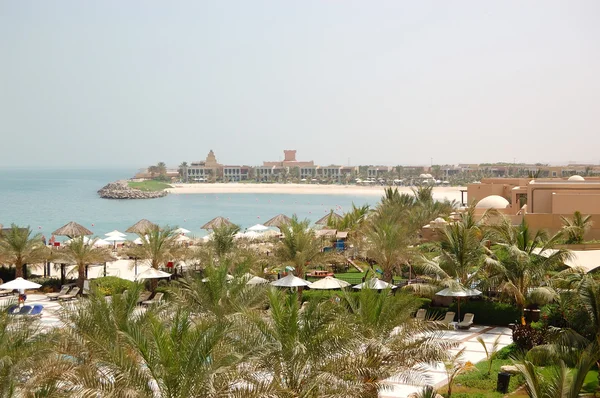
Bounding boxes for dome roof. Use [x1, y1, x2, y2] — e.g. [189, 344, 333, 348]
[568, 175, 585, 181]
[475, 195, 510, 209]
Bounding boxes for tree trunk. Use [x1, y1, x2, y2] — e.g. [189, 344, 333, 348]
[77, 264, 86, 290]
[382, 266, 393, 283]
[15, 261, 23, 278]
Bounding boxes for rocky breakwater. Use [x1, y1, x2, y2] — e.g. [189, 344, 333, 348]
[98, 181, 168, 199]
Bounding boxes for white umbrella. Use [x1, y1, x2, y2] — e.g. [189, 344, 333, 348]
[271, 274, 311, 288]
[93, 239, 112, 247]
[174, 227, 191, 234]
[105, 230, 127, 238]
[244, 274, 269, 285]
[133, 235, 149, 245]
[309, 276, 351, 290]
[136, 268, 171, 280]
[436, 286, 482, 320]
[175, 235, 191, 243]
[104, 236, 126, 243]
[0, 277, 42, 290]
[353, 278, 397, 290]
[247, 224, 269, 232]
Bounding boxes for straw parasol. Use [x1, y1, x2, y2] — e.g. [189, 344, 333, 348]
[264, 214, 292, 229]
[315, 211, 343, 226]
[201, 216, 233, 230]
[271, 274, 312, 288]
[126, 219, 157, 234]
[53, 221, 93, 238]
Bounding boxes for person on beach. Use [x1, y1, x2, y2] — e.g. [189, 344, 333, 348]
[42, 235, 47, 245]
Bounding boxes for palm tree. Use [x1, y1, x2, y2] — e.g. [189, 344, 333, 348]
[0, 302, 50, 395]
[486, 218, 570, 312]
[516, 344, 599, 398]
[0, 224, 47, 278]
[44, 284, 255, 397]
[209, 223, 240, 258]
[274, 216, 324, 278]
[561, 211, 593, 244]
[238, 289, 355, 396]
[127, 226, 184, 290]
[363, 214, 415, 282]
[57, 236, 114, 289]
[178, 161, 189, 182]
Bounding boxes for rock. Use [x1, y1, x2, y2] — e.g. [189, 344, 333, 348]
[500, 365, 520, 374]
[97, 181, 168, 200]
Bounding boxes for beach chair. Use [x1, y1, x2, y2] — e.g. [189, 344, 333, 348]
[457, 313, 475, 330]
[14, 305, 33, 315]
[136, 291, 152, 305]
[142, 292, 164, 306]
[28, 304, 44, 316]
[47, 286, 71, 300]
[414, 308, 426, 321]
[58, 287, 80, 301]
[440, 311, 456, 329]
[6, 304, 19, 315]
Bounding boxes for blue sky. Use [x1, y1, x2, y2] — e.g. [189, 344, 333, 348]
[1, 1, 599, 168]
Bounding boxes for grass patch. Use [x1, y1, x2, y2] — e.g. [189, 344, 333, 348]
[440, 358, 524, 398]
[128, 180, 172, 192]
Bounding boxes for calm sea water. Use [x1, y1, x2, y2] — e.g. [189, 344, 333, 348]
[0, 169, 383, 240]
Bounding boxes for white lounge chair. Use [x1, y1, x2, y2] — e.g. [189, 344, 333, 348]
[457, 313, 474, 330]
[440, 311, 456, 329]
[142, 292, 163, 306]
[415, 308, 426, 321]
[58, 287, 80, 301]
[136, 291, 152, 305]
[46, 286, 70, 300]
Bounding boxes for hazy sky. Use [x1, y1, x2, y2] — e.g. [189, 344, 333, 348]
[1, 1, 599, 168]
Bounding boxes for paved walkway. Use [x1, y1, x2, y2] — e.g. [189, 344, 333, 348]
[380, 325, 513, 397]
[3, 294, 513, 398]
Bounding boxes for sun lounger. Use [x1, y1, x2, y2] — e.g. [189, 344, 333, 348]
[46, 286, 71, 300]
[136, 291, 152, 305]
[457, 313, 474, 330]
[29, 304, 44, 316]
[142, 292, 164, 306]
[414, 308, 426, 321]
[58, 287, 80, 301]
[440, 311, 456, 329]
[0, 290, 12, 297]
[6, 304, 19, 314]
[14, 305, 33, 315]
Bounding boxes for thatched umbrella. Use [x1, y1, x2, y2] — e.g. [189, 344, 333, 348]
[315, 211, 343, 226]
[52, 221, 93, 238]
[201, 216, 233, 230]
[264, 214, 292, 229]
[126, 219, 157, 234]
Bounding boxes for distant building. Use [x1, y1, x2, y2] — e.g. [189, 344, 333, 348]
[263, 150, 314, 168]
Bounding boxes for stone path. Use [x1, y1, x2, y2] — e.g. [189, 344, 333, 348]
[380, 325, 513, 398]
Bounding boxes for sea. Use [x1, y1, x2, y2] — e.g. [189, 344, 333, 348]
[0, 169, 460, 241]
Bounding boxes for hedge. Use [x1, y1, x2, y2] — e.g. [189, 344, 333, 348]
[90, 276, 137, 296]
[429, 300, 520, 326]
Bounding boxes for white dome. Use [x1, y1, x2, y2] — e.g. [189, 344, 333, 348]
[475, 195, 510, 209]
[568, 175, 585, 181]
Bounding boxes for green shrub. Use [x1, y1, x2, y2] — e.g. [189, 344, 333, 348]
[446, 300, 521, 326]
[540, 303, 568, 328]
[90, 276, 136, 296]
[28, 277, 61, 293]
[495, 343, 519, 360]
[512, 324, 546, 350]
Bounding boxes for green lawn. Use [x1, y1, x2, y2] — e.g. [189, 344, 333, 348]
[128, 180, 172, 192]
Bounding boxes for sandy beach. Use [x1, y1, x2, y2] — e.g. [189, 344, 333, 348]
[167, 183, 465, 200]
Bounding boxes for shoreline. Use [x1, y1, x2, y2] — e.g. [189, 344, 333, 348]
[166, 183, 466, 198]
